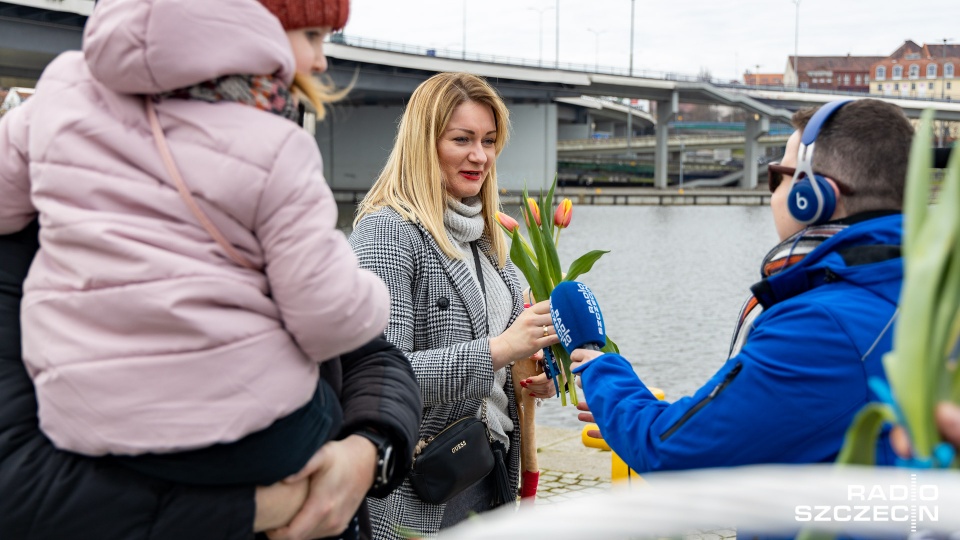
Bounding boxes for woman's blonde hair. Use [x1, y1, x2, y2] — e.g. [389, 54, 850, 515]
[355, 72, 511, 266]
[290, 72, 349, 121]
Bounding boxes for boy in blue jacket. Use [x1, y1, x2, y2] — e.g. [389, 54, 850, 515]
[571, 99, 913, 472]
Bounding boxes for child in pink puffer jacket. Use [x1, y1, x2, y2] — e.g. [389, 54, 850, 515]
[0, 0, 388, 486]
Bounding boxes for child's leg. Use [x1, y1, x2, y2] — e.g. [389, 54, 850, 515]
[114, 378, 342, 486]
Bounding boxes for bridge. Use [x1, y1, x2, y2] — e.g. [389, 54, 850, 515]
[4, 1, 959, 192]
[557, 133, 792, 157]
[322, 36, 960, 190]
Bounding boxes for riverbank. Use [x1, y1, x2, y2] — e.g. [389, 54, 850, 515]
[333, 186, 772, 207]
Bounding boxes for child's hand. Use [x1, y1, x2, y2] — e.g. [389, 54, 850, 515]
[253, 479, 309, 532]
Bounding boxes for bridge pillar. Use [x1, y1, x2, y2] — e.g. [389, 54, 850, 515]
[742, 114, 769, 189]
[654, 92, 678, 189]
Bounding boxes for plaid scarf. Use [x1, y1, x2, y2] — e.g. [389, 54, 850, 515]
[727, 224, 848, 358]
[158, 74, 299, 122]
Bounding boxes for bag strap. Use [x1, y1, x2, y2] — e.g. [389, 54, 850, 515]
[471, 241, 492, 338]
[470, 242, 497, 444]
[470, 241, 487, 299]
[144, 97, 258, 271]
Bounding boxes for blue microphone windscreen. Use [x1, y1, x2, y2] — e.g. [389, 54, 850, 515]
[550, 281, 606, 353]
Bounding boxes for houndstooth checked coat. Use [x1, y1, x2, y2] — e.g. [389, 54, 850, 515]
[350, 207, 522, 539]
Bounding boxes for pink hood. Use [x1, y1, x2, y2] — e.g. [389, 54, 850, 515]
[0, 0, 390, 455]
[84, 0, 295, 93]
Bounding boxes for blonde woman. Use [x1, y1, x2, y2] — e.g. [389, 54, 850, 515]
[350, 72, 559, 537]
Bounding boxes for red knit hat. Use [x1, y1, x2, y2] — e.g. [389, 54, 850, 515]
[259, 0, 349, 31]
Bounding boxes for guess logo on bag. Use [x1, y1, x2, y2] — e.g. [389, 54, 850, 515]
[451, 440, 467, 453]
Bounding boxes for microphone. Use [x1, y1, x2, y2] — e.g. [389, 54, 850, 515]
[550, 281, 607, 352]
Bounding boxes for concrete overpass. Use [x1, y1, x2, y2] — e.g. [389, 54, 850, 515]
[324, 38, 798, 190]
[0, 0, 89, 86]
[719, 84, 960, 121]
[5, 2, 958, 192]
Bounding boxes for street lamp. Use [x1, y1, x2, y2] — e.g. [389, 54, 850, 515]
[555, 0, 560, 68]
[528, 5, 554, 67]
[940, 38, 954, 146]
[461, 0, 467, 60]
[942, 38, 947, 101]
[629, 0, 636, 76]
[792, 0, 800, 88]
[587, 28, 605, 71]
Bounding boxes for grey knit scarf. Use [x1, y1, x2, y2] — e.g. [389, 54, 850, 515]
[443, 196, 485, 244]
[443, 197, 515, 450]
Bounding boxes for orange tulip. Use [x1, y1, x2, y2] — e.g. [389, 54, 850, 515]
[496, 211, 520, 233]
[554, 198, 573, 228]
[525, 198, 541, 227]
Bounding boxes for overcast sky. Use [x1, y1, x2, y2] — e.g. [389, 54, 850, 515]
[341, 0, 958, 81]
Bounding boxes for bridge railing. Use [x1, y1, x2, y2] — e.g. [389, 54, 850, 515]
[557, 133, 790, 148]
[332, 34, 958, 105]
[333, 34, 724, 84]
[718, 81, 957, 104]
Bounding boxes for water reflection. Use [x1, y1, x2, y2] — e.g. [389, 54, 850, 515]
[339, 203, 778, 429]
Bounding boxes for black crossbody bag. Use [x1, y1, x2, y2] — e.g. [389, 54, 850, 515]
[408, 242, 512, 506]
[409, 411, 495, 504]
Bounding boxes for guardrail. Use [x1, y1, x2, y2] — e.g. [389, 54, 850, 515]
[557, 133, 791, 152]
[333, 34, 736, 84]
[333, 34, 958, 105]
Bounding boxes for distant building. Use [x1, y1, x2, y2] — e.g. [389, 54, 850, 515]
[784, 54, 883, 92]
[743, 72, 784, 86]
[870, 40, 960, 100]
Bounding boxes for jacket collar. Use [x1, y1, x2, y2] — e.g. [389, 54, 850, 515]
[752, 214, 903, 309]
[416, 222, 521, 338]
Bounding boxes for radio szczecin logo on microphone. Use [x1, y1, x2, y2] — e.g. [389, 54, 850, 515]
[551, 283, 605, 350]
[553, 308, 572, 349]
[577, 282, 604, 338]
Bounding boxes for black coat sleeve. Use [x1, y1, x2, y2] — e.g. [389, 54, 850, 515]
[0, 222, 256, 540]
[337, 336, 423, 497]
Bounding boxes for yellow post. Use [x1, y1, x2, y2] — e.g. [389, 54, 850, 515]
[580, 387, 664, 483]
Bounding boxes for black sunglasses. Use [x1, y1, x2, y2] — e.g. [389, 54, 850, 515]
[767, 162, 856, 196]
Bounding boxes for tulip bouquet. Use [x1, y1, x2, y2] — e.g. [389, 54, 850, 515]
[496, 179, 617, 406]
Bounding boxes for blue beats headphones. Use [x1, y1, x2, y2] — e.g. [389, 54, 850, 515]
[788, 99, 853, 225]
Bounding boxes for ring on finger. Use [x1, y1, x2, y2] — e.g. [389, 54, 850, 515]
[542, 325, 549, 337]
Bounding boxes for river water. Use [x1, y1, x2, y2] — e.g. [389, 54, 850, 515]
[339, 203, 779, 430]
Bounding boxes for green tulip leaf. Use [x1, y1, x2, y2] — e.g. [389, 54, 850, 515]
[836, 402, 897, 466]
[510, 229, 548, 303]
[795, 529, 836, 540]
[602, 335, 620, 354]
[902, 110, 935, 257]
[564, 250, 611, 282]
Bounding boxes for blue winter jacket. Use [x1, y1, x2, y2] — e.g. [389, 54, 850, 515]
[575, 215, 903, 472]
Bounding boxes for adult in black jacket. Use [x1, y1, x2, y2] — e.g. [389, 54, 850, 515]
[0, 221, 423, 540]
